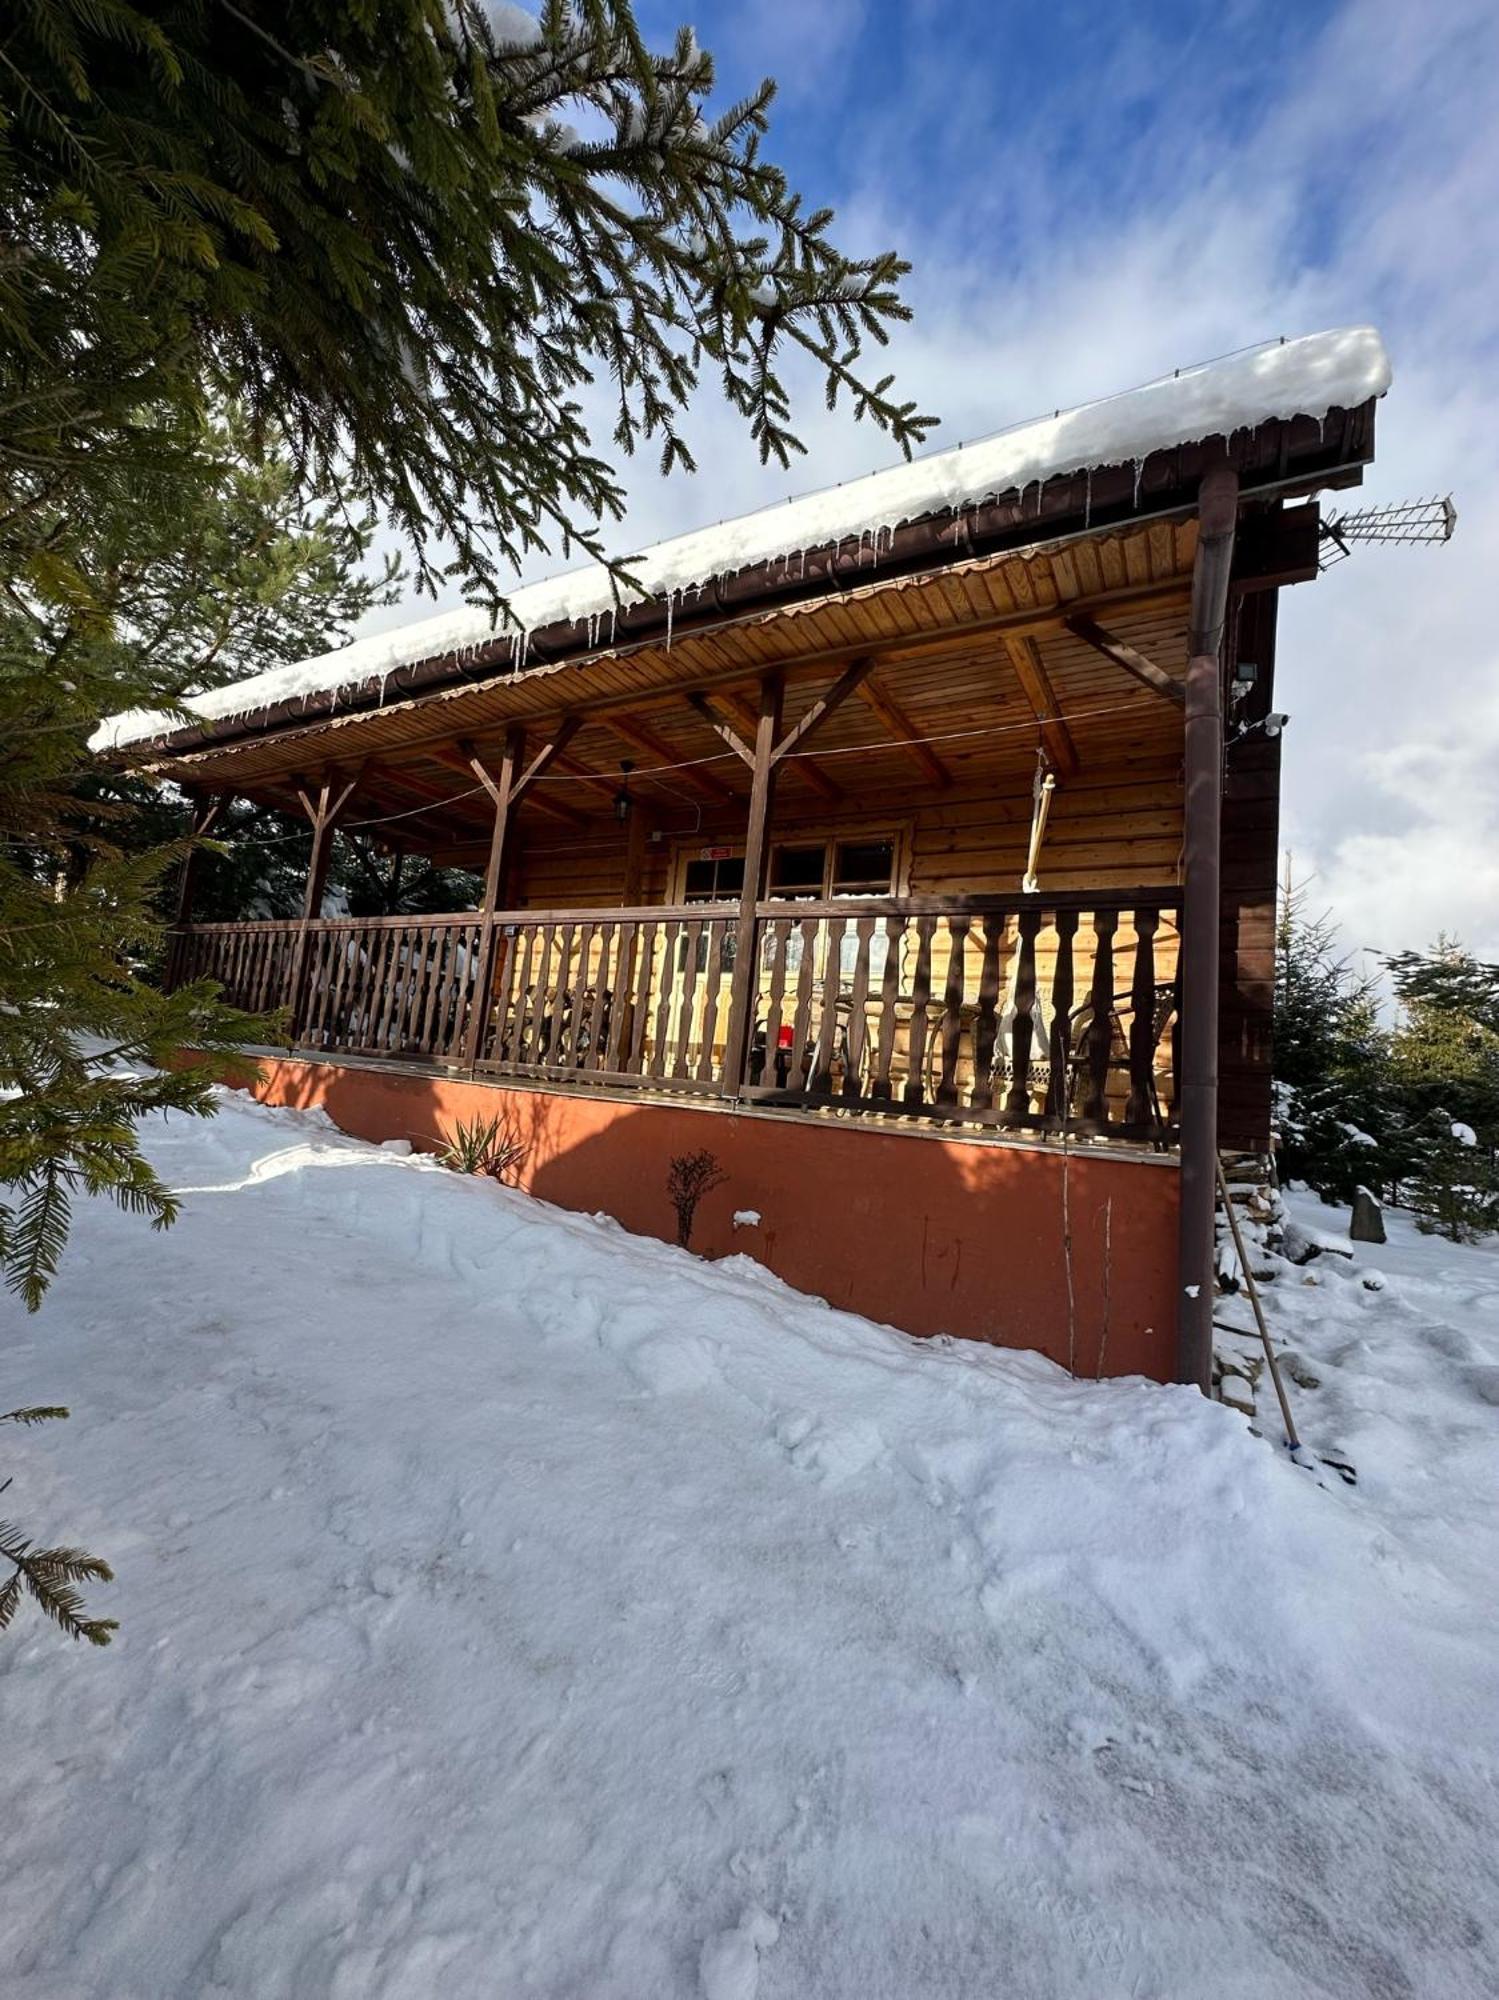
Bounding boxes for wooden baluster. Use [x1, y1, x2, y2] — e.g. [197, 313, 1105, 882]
[390, 925, 413, 1048]
[809, 919, 843, 1098]
[936, 916, 967, 1107]
[561, 923, 592, 1070]
[970, 912, 1004, 1113]
[335, 928, 361, 1048]
[250, 930, 273, 1015]
[301, 930, 328, 1046]
[482, 924, 518, 1066]
[250, 930, 270, 1015]
[871, 915, 903, 1101]
[447, 921, 477, 1058]
[697, 922, 726, 1084]
[417, 927, 445, 1054]
[420, 924, 446, 1050]
[368, 927, 391, 1048]
[758, 918, 791, 1088]
[584, 923, 613, 1073]
[506, 925, 534, 1064]
[1126, 906, 1160, 1131]
[904, 915, 935, 1107]
[384, 927, 409, 1049]
[1084, 907, 1117, 1126]
[674, 918, 702, 1078]
[530, 925, 557, 1065]
[789, 917, 817, 1093]
[399, 925, 427, 1049]
[545, 923, 574, 1066]
[651, 919, 681, 1078]
[604, 923, 635, 1073]
[372, 927, 401, 1049]
[627, 921, 657, 1073]
[1047, 909, 1079, 1126]
[1004, 907, 1042, 1125]
[339, 924, 369, 1048]
[233, 932, 254, 1014]
[267, 928, 289, 1024]
[231, 931, 250, 1010]
[842, 917, 875, 1100]
[338, 927, 365, 1048]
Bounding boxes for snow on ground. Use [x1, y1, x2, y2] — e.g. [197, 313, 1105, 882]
[1, 1092, 1496, 1999]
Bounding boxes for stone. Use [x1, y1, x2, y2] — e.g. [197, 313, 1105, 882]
[1278, 1351, 1322, 1390]
[1350, 1186, 1387, 1244]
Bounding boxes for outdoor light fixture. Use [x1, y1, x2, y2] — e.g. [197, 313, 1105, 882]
[1232, 711, 1291, 743]
[614, 759, 634, 822]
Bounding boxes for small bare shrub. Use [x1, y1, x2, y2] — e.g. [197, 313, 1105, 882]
[667, 1149, 726, 1248]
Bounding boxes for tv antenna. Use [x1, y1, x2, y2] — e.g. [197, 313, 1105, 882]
[1319, 494, 1456, 568]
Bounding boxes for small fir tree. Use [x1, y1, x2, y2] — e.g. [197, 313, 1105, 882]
[1273, 872, 1394, 1200]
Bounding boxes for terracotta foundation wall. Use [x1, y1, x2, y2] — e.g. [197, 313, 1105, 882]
[216, 1055, 1180, 1381]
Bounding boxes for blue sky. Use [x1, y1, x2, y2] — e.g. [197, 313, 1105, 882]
[396, 0, 1499, 958]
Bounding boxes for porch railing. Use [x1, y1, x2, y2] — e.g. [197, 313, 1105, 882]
[166, 888, 1183, 1144]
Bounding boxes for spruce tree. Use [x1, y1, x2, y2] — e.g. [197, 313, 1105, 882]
[3, 0, 934, 608]
[1273, 874, 1393, 1200]
[2, 3, 935, 1643]
[1387, 940, 1499, 1240]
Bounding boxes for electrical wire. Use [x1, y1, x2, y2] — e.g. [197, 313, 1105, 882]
[194, 690, 1168, 849]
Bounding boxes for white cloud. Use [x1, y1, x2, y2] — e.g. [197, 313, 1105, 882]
[361, 0, 1499, 957]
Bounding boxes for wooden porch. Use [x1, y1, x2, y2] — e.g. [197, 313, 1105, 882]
[167, 885, 1183, 1147]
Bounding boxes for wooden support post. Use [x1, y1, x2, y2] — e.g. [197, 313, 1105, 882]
[166, 792, 226, 991]
[1177, 457, 1239, 1392]
[724, 671, 784, 1094]
[463, 726, 525, 1066]
[287, 771, 361, 1039]
[172, 793, 225, 924]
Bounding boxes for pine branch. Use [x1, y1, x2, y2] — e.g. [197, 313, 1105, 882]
[0, 1522, 116, 1645]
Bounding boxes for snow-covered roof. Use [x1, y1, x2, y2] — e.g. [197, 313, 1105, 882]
[96, 324, 1390, 754]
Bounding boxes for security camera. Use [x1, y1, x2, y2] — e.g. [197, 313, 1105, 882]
[1263, 712, 1290, 738]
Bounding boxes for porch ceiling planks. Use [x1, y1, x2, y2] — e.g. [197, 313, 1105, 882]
[134, 522, 1201, 796]
[601, 711, 739, 807]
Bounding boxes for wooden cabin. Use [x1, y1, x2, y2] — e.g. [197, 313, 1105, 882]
[105, 327, 1390, 1384]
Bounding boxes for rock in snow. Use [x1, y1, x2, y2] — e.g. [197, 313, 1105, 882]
[1351, 1184, 1387, 1243]
[94, 325, 1391, 752]
[0, 1088, 1496, 1998]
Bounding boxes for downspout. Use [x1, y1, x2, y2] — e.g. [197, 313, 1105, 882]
[1176, 456, 1239, 1390]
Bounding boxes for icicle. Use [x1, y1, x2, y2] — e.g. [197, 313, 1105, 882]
[1132, 459, 1145, 511]
[665, 591, 674, 649]
[1084, 467, 1093, 527]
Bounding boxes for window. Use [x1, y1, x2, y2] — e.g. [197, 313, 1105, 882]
[832, 839, 895, 897]
[677, 835, 898, 919]
[683, 854, 745, 902]
[769, 845, 825, 898]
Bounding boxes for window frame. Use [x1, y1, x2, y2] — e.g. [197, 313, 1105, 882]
[671, 823, 909, 906]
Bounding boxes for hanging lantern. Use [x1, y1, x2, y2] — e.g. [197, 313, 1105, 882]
[614, 759, 634, 823]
